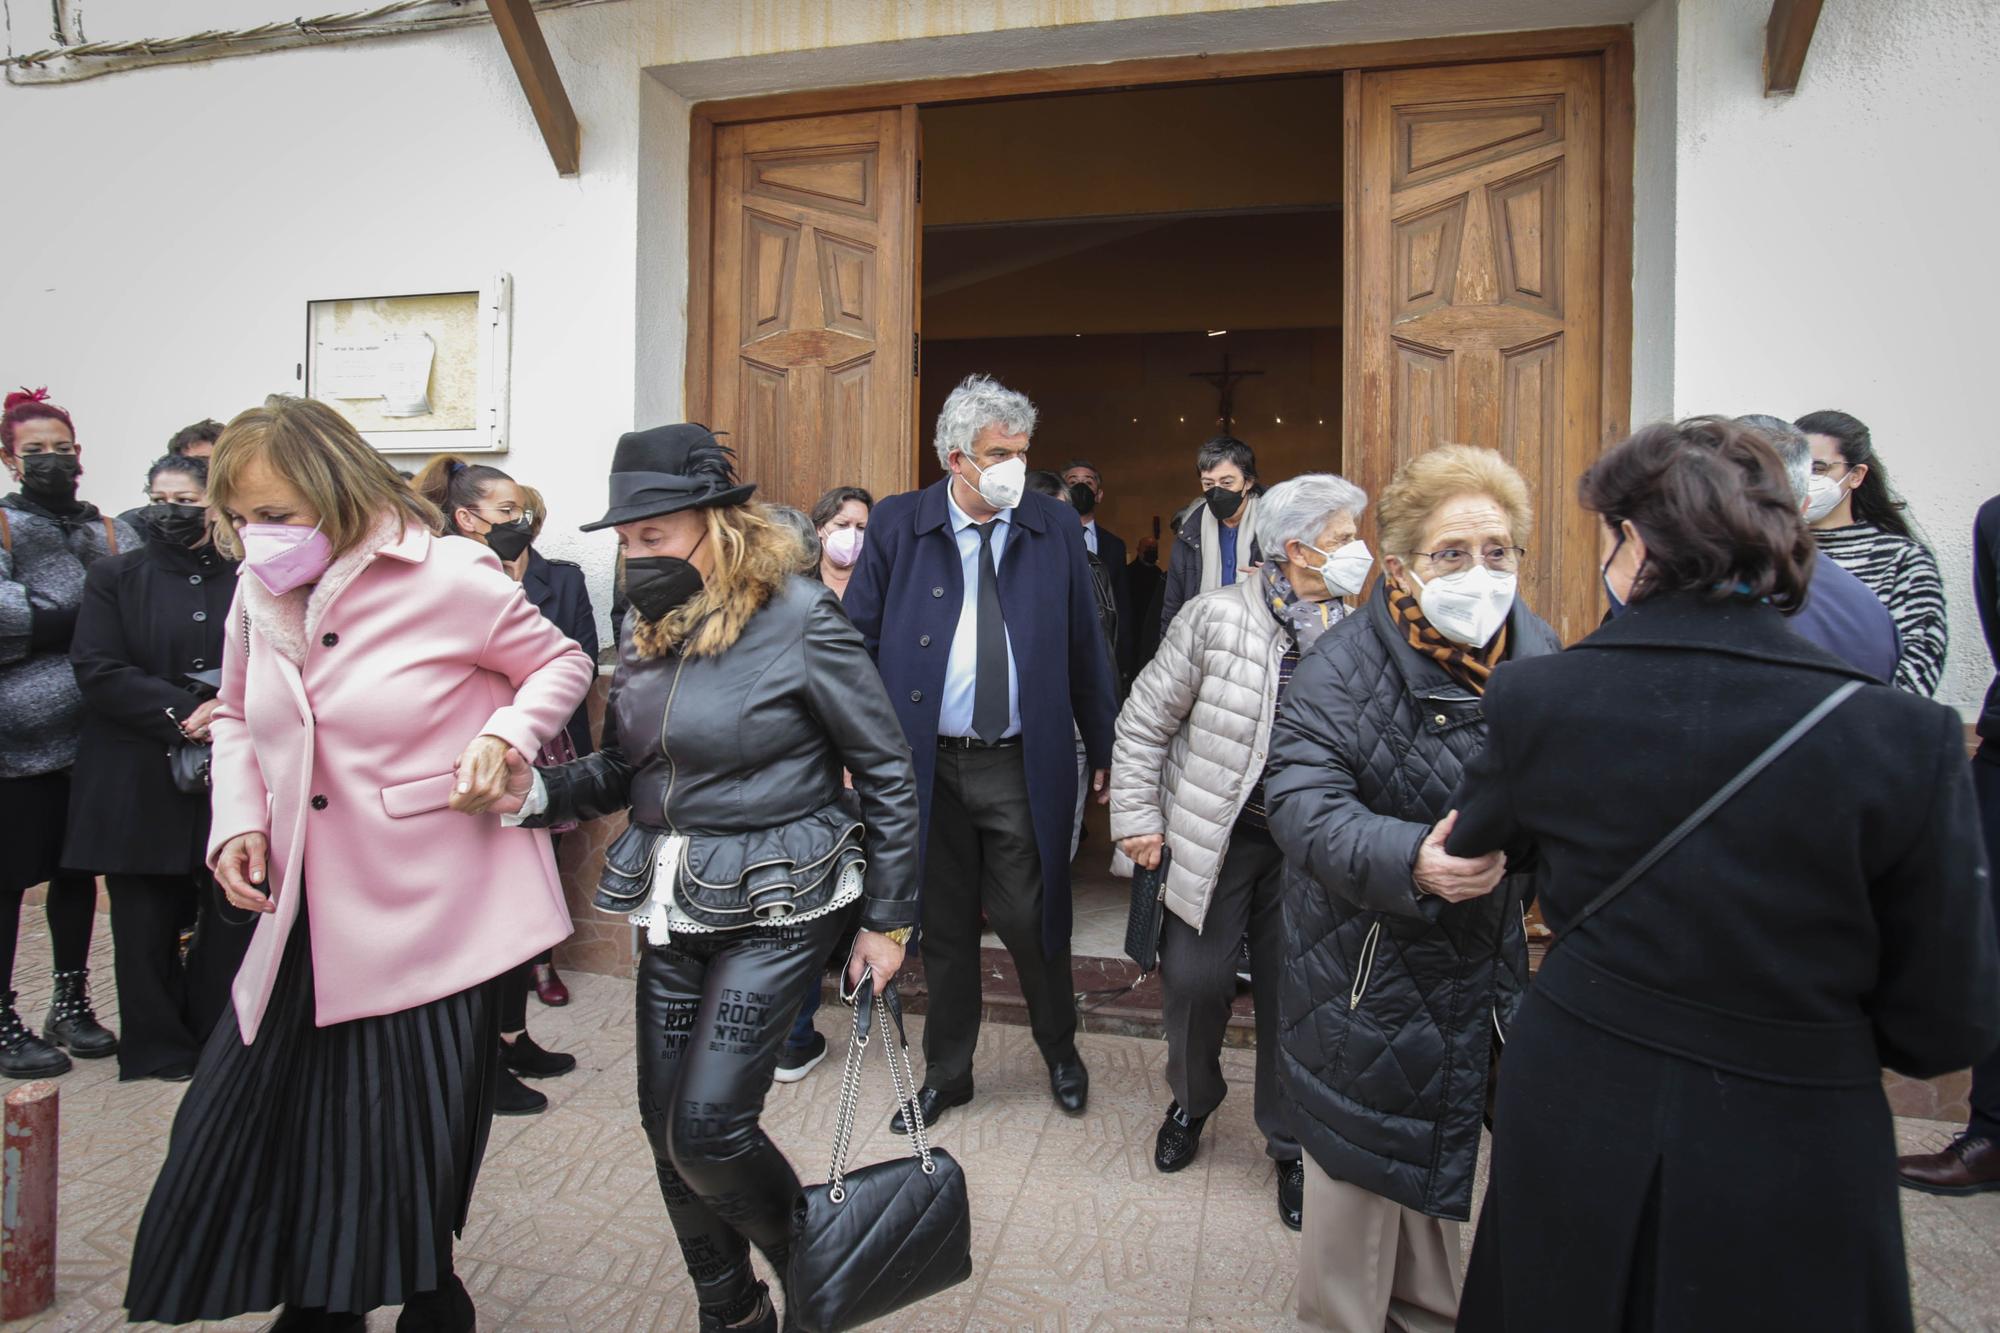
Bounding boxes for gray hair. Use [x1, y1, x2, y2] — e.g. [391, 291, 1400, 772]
[1736, 413, 1810, 505]
[1255, 473, 1368, 557]
[933, 374, 1037, 468]
[765, 504, 820, 574]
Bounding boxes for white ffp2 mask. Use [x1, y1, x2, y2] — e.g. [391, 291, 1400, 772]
[1408, 565, 1516, 648]
[1304, 539, 1374, 597]
[965, 455, 1026, 510]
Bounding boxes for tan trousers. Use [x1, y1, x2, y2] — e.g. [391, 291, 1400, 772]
[1296, 1157, 1462, 1332]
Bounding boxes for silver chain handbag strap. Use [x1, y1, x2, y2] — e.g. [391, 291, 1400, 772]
[822, 968, 936, 1205]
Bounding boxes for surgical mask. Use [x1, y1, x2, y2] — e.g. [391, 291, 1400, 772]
[1602, 533, 1633, 618]
[480, 517, 534, 563]
[1068, 482, 1098, 517]
[1303, 538, 1373, 597]
[1407, 564, 1516, 648]
[1803, 473, 1846, 524]
[1204, 486, 1244, 522]
[625, 534, 708, 622]
[143, 502, 209, 549]
[963, 455, 1025, 510]
[240, 522, 332, 596]
[20, 453, 80, 503]
[822, 526, 864, 569]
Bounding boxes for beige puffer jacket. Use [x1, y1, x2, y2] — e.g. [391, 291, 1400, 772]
[1110, 576, 1286, 932]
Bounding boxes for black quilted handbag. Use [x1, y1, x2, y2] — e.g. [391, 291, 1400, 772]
[787, 970, 972, 1332]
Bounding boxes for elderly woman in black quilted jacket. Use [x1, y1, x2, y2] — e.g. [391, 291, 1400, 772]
[1264, 444, 1560, 1332]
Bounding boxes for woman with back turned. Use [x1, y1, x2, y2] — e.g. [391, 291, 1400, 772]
[1451, 418, 2000, 1332]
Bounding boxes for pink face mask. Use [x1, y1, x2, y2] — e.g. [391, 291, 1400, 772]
[240, 522, 333, 596]
[822, 526, 865, 569]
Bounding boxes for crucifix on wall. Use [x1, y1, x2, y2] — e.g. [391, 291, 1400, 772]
[1189, 353, 1263, 433]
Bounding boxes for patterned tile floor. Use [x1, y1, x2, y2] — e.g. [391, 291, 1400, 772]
[8, 918, 2000, 1331]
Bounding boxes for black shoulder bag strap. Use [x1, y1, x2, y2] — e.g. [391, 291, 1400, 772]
[1553, 679, 1865, 948]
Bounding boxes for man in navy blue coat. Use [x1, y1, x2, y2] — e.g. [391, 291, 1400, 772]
[846, 374, 1119, 1128]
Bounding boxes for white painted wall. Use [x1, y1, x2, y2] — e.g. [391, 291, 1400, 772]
[1667, 0, 2000, 710]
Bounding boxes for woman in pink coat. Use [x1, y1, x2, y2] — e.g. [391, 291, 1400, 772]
[123, 397, 596, 1333]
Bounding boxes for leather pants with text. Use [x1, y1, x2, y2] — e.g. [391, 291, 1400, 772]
[635, 910, 847, 1316]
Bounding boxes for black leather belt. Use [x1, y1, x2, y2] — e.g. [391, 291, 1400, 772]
[937, 734, 1023, 750]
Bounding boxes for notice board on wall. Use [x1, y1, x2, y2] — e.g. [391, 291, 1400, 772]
[304, 274, 512, 453]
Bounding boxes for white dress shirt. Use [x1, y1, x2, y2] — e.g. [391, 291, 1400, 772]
[1081, 516, 1099, 556]
[937, 486, 1022, 739]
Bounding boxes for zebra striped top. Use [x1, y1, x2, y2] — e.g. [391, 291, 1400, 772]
[1814, 523, 1948, 696]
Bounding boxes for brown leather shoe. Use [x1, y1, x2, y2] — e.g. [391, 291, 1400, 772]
[1897, 1134, 2000, 1196]
[532, 962, 570, 1007]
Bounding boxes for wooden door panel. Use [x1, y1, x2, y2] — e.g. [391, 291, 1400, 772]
[1351, 57, 1607, 642]
[707, 109, 916, 510]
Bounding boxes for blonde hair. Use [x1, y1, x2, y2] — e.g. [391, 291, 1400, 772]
[208, 396, 440, 559]
[632, 502, 799, 660]
[1377, 444, 1533, 560]
[519, 482, 549, 542]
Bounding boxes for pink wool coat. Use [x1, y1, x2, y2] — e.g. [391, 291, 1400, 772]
[208, 519, 596, 1041]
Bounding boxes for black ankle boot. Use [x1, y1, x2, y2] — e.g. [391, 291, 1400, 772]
[397, 1274, 474, 1333]
[698, 1282, 775, 1333]
[267, 1306, 366, 1332]
[43, 969, 118, 1059]
[0, 992, 69, 1079]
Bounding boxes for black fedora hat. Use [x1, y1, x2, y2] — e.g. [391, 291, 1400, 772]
[580, 423, 756, 532]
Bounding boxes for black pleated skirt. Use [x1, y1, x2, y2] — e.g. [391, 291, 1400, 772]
[124, 892, 501, 1322]
[0, 770, 71, 893]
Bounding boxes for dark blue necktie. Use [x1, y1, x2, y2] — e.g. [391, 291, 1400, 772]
[973, 520, 1008, 743]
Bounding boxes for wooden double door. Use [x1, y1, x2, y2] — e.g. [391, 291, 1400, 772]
[690, 51, 1624, 641]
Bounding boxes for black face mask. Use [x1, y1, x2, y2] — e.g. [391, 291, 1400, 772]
[1067, 482, 1098, 517]
[481, 518, 534, 563]
[143, 502, 209, 549]
[20, 453, 80, 502]
[625, 547, 706, 623]
[1204, 485, 1244, 521]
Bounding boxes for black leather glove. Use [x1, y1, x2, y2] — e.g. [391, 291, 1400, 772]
[29, 601, 79, 653]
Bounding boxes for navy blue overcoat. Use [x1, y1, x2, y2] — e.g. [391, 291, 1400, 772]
[845, 479, 1119, 956]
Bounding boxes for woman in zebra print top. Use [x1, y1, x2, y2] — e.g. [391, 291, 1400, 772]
[1798, 409, 1948, 696]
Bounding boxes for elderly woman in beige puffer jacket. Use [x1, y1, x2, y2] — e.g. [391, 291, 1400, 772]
[1111, 472, 1372, 1228]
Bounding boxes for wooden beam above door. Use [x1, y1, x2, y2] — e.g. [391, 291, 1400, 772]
[1765, 0, 1824, 95]
[490, 0, 581, 175]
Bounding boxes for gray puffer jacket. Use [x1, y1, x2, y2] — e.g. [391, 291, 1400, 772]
[0, 495, 141, 779]
[1265, 583, 1560, 1221]
[1111, 577, 1293, 931]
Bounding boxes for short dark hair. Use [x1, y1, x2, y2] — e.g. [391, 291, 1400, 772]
[1023, 469, 1068, 502]
[1063, 459, 1100, 481]
[808, 485, 873, 530]
[147, 453, 207, 491]
[1578, 416, 1814, 613]
[1196, 435, 1256, 479]
[167, 419, 225, 455]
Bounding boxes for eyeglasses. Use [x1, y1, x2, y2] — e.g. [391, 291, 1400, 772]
[1416, 544, 1527, 575]
[1808, 460, 1851, 478]
[470, 505, 535, 525]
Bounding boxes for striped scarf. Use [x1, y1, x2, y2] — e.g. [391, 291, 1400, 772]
[1387, 577, 1508, 694]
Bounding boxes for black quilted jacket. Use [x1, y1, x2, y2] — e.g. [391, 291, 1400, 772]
[1265, 583, 1560, 1220]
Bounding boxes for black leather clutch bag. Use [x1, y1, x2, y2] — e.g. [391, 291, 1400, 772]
[1124, 847, 1172, 973]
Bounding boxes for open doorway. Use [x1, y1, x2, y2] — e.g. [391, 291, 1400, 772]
[918, 76, 1345, 960]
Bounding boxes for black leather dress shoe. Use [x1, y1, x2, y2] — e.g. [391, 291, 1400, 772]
[1277, 1158, 1305, 1231]
[1153, 1101, 1208, 1173]
[890, 1084, 972, 1135]
[1049, 1057, 1089, 1114]
[502, 1031, 577, 1078]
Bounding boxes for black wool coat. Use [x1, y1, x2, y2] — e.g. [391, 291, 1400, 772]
[1447, 593, 2000, 1332]
[521, 548, 599, 759]
[1264, 582, 1562, 1220]
[63, 536, 238, 876]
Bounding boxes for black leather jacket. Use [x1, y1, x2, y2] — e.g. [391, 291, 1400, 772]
[532, 575, 919, 932]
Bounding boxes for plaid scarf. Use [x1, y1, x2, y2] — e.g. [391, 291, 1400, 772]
[1262, 563, 1346, 652]
[1386, 575, 1509, 694]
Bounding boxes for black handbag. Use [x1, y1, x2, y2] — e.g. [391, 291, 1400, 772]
[787, 970, 972, 1333]
[1123, 847, 1172, 973]
[167, 740, 212, 795]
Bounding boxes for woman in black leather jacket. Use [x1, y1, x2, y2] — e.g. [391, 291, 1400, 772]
[496, 425, 918, 1333]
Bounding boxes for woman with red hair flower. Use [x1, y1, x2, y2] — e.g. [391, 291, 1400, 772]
[0, 388, 139, 1077]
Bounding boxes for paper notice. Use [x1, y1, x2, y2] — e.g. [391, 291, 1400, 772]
[377, 333, 436, 417]
[315, 332, 435, 416]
